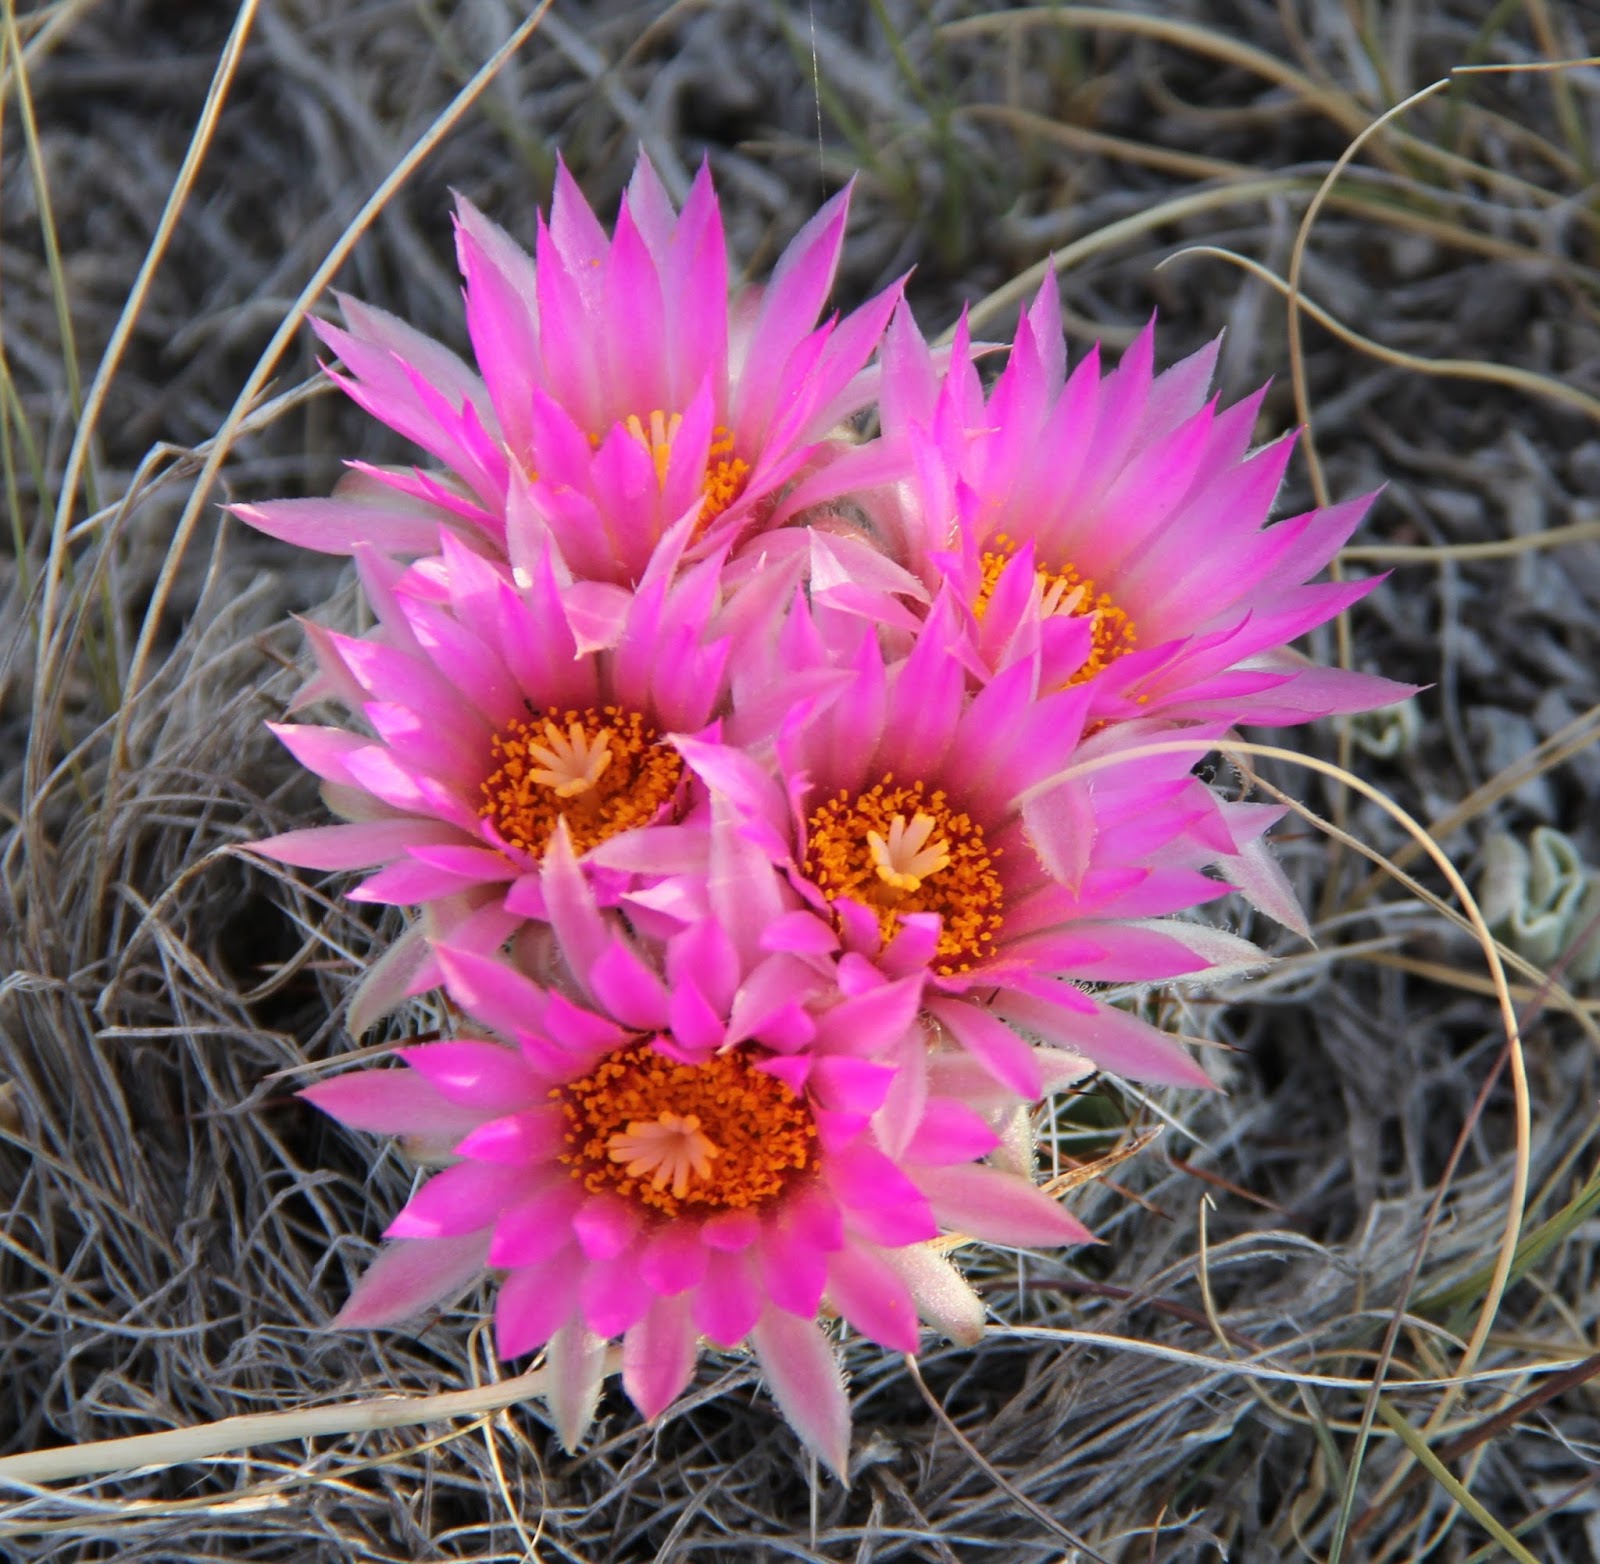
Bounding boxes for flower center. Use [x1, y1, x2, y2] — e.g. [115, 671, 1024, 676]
[480, 704, 683, 859]
[805, 775, 1005, 974]
[554, 1040, 815, 1217]
[623, 409, 751, 533]
[975, 534, 1137, 683]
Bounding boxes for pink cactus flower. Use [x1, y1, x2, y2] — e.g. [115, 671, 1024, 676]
[676, 594, 1270, 1099]
[303, 836, 1091, 1478]
[233, 155, 902, 586]
[249, 530, 732, 1028]
[861, 290, 1415, 726]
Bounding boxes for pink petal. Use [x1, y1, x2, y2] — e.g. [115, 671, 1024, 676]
[251, 819, 457, 871]
[299, 1069, 480, 1138]
[926, 999, 1043, 1098]
[489, 1183, 584, 1268]
[453, 1106, 566, 1164]
[691, 1249, 762, 1346]
[758, 1209, 830, 1318]
[385, 1161, 529, 1239]
[572, 1193, 644, 1261]
[588, 938, 671, 1031]
[622, 1292, 698, 1422]
[496, 1259, 578, 1359]
[640, 1221, 710, 1296]
[903, 1099, 1001, 1165]
[580, 1249, 656, 1336]
[826, 1243, 921, 1353]
[433, 946, 549, 1044]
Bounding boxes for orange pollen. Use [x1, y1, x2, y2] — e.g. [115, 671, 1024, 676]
[975, 534, 1138, 683]
[805, 775, 1005, 975]
[622, 409, 751, 534]
[554, 1040, 815, 1217]
[479, 704, 683, 859]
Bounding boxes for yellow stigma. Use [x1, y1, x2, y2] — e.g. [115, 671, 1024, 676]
[555, 1041, 815, 1217]
[866, 810, 952, 891]
[607, 1111, 719, 1200]
[480, 704, 682, 859]
[806, 775, 1005, 975]
[622, 409, 752, 534]
[975, 534, 1137, 683]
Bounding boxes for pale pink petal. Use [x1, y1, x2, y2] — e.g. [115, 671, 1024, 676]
[750, 1308, 851, 1480]
[334, 1230, 489, 1328]
[915, 1164, 1093, 1248]
[998, 987, 1215, 1089]
[546, 1323, 610, 1453]
[886, 1244, 987, 1347]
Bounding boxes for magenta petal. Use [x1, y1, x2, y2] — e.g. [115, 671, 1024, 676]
[691, 1249, 762, 1347]
[334, 1231, 489, 1328]
[587, 938, 671, 1030]
[915, 1164, 1093, 1248]
[433, 946, 549, 1045]
[622, 1292, 698, 1422]
[580, 1250, 655, 1337]
[385, 1161, 529, 1239]
[453, 1106, 565, 1164]
[759, 1212, 829, 1318]
[495, 1258, 578, 1359]
[749, 1308, 851, 1481]
[809, 1056, 898, 1116]
[397, 1039, 539, 1111]
[640, 1221, 710, 1296]
[700, 1210, 761, 1252]
[489, 1183, 584, 1268]
[572, 1193, 643, 1261]
[826, 1243, 920, 1353]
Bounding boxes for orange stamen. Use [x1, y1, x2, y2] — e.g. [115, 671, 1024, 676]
[806, 775, 1005, 975]
[480, 704, 682, 859]
[555, 1041, 815, 1217]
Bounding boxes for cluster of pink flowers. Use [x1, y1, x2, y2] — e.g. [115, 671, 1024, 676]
[242, 155, 1406, 1477]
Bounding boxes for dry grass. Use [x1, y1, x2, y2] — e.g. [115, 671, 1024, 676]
[4, 1, 1600, 1559]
